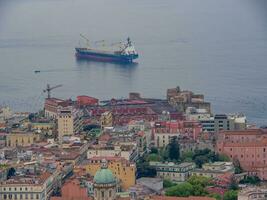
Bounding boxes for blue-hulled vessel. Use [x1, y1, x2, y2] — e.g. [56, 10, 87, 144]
[75, 36, 138, 63]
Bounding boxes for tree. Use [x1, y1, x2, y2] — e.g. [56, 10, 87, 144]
[223, 190, 238, 200]
[188, 175, 211, 187]
[208, 193, 222, 200]
[181, 151, 194, 161]
[150, 147, 159, 154]
[239, 176, 261, 185]
[194, 155, 209, 168]
[167, 136, 180, 161]
[147, 153, 161, 162]
[192, 184, 207, 196]
[136, 156, 156, 178]
[218, 154, 230, 162]
[28, 113, 35, 122]
[233, 158, 243, 174]
[7, 167, 16, 178]
[165, 182, 194, 197]
[163, 179, 177, 188]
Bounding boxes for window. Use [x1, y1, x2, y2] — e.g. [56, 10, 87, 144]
[109, 190, 112, 197]
[101, 191, 105, 198]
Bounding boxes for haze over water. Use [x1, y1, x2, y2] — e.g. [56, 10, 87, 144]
[0, 0, 267, 125]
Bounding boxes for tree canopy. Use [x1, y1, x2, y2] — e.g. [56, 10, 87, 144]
[167, 136, 180, 161]
[165, 175, 210, 197]
[223, 190, 238, 200]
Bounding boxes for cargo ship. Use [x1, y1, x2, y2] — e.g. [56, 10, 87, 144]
[75, 35, 139, 63]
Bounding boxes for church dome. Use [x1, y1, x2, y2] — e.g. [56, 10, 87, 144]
[93, 159, 116, 184]
[94, 168, 116, 184]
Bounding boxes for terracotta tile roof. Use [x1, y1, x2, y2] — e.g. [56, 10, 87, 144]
[39, 172, 52, 183]
[220, 129, 265, 136]
[90, 156, 128, 163]
[99, 133, 111, 141]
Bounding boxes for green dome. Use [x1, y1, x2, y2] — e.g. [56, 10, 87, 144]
[94, 168, 116, 184]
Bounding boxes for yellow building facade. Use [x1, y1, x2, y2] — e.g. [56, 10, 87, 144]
[6, 131, 40, 147]
[85, 157, 136, 191]
[32, 122, 54, 131]
[100, 111, 113, 129]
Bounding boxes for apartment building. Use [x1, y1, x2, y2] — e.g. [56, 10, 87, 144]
[150, 161, 195, 182]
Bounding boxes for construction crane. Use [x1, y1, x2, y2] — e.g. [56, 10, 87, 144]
[80, 34, 90, 47]
[43, 84, 62, 99]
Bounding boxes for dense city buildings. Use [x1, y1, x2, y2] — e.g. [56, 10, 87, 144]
[0, 86, 260, 200]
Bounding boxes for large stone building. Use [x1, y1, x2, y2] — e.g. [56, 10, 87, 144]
[216, 129, 267, 180]
[5, 131, 40, 147]
[0, 172, 56, 200]
[44, 98, 72, 119]
[87, 144, 139, 162]
[149, 162, 195, 182]
[85, 156, 136, 190]
[167, 86, 211, 113]
[192, 162, 235, 178]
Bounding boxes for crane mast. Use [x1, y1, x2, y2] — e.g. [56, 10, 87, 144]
[80, 34, 90, 47]
[43, 84, 62, 99]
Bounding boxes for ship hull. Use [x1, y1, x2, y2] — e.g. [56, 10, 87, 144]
[75, 48, 138, 63]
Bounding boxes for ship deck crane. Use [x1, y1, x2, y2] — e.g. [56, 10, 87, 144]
[80, 34, 90, 47]
[43, 84, 62, 99]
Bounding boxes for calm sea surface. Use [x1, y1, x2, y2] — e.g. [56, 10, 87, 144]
[0, 0, 267, 125]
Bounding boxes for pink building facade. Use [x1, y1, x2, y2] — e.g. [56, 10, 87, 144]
[216, 129, 267, 180]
